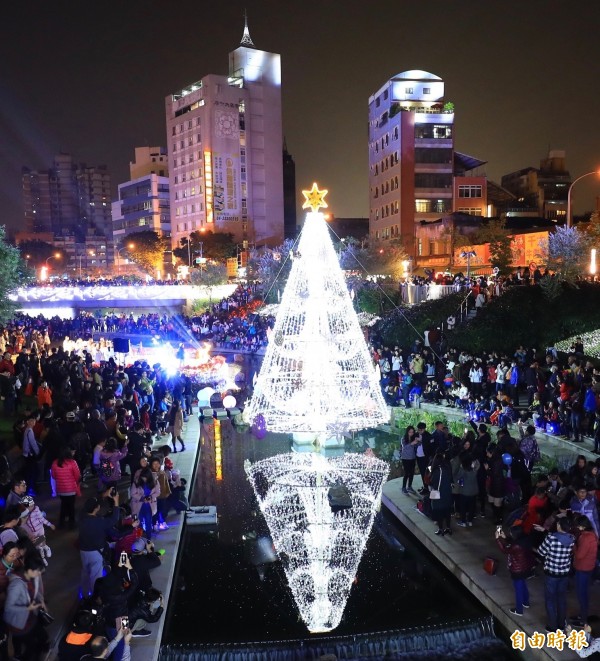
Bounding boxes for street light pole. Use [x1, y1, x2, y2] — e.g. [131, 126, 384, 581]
[116, 243, 135, 276]
[567, 170, 600, 228]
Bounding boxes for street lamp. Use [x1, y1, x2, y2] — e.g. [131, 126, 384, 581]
[41, 252, 61, 281]
[77, 250, 96, 279]
[459, 250, 477, 281]
[24, 254, 31, 268]
[45, 252, 61, 267]
[116, 243, 135, 275]
[567, 170, 600, 228]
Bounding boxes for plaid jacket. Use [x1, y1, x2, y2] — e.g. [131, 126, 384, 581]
[538, 531, 574, 576]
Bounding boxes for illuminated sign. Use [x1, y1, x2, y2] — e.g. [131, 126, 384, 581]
[213, 153, 240, 222]
[204, 151, 213, 224]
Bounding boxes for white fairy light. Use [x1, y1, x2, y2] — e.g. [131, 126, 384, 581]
[245, 202, 388, 434]
[245, 452, 389, 633]
[245, 184, 390, 633]
[555, 329, 600, 358]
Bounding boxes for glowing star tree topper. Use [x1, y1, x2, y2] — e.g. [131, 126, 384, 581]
[245, 182, 388, 436]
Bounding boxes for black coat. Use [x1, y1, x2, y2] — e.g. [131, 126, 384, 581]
[430, 464, 453, 510]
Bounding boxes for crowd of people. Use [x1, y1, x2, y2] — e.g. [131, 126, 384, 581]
[0, 345, 204, 660]
[379, 331, 600, 646]
[0, 287, 272, 365]
[375, 334, 600, 453]
[0, 283, 276, 660]
[393, 413, 600, 646]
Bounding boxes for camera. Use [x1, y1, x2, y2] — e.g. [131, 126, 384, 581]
[121, 616, 129, 629]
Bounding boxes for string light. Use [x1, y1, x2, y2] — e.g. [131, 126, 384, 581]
[245, 185, 390, 633]
[245, 452, 389, 633]
[244, 201, 388, 434]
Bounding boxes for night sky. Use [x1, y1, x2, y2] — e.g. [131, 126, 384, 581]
[2, 0, 600, 234]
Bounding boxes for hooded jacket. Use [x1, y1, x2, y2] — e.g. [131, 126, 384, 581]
[538, 531, 575, 576]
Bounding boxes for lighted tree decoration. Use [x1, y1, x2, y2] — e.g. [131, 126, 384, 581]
[245, 452, 389, 633]
[245, 183, 389, 633]
[245, 182, 388, 436]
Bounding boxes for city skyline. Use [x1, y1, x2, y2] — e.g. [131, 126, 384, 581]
[2, 0, 600, 234]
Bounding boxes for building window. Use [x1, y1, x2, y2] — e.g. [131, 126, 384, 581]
[423, 87, 431, 94]
[415, 199, 430, 213]
[415, 124, 453, 139]
[414, 173, 452, 188]
[383, 89, 388, 100]
[375, 96, 381, 107]
[405, 87, 413, 94]
[457, 207, 482, 215]
[458, 185, 483, 198]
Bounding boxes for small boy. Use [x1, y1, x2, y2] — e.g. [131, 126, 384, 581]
[20, 495, 55, 565]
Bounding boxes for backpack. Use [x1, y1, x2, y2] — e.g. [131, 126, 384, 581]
[100, 456, 114, 481]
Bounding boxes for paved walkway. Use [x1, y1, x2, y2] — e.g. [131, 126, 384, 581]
[383, 478, 589, 661]
[42, 414, 201, 660]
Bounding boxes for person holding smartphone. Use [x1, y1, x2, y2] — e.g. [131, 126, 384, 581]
[80, 624, 133, 660]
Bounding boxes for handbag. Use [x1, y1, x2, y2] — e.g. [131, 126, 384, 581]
[429, 468, 443, 500]
[483, 556, 498, 576]
[38, 609, 54, 626]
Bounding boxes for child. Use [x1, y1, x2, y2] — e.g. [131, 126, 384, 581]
[20, 495, 55, 565]
[495, 524, 536, 616]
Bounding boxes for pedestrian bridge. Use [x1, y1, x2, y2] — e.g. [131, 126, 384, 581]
[9, 284, 237, 316]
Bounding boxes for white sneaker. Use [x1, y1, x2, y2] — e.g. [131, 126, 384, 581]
[45, 546, 52, 558]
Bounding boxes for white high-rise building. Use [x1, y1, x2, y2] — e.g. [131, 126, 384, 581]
[165, 20, 284, 251]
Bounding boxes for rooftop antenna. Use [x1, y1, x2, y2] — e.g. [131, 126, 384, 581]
[240, 9, 255, 48]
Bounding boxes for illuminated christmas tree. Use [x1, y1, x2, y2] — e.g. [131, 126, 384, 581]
[245, 182, 388, 437]
[245, 184, 390, 634]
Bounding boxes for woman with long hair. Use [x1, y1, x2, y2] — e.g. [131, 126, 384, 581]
[51, 446, 81, 529]
[430, 452, 453, 536]
[167, 400, 185, 453]
[130, 468, 159, 540]
[400, 426, 418, 495]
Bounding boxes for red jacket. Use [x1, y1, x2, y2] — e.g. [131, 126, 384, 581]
[522, 494, 548, 534]
[496, 536, 536, 578]
[574, 530, 598, 572]
[51, 458, 81, 496]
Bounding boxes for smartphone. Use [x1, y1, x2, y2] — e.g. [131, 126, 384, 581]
[110, 487, 117, 497]
[496, 525, 503, 534]
[120, 552, 128, 565]
[121, 616, 129, 629]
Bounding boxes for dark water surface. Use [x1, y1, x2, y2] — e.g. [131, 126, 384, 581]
[162, 419, 516, 659]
